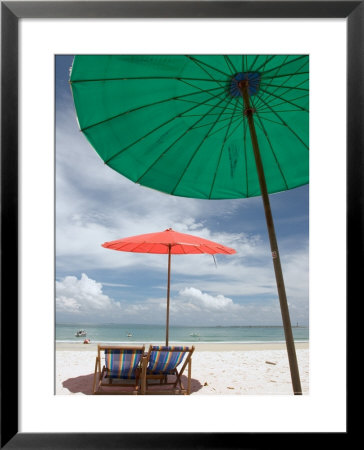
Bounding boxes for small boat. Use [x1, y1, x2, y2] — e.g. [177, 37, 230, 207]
[189, 332, 200, 337]
[126, 332, 132, 338]
[75, 329, 87, 337]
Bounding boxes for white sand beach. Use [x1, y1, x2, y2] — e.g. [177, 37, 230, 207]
[56, 342, 309, 395]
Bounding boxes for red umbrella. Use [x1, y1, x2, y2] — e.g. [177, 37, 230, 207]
[102, 228, 236, 345]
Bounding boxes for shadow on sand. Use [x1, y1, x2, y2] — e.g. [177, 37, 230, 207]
[62, 374, 203, 395]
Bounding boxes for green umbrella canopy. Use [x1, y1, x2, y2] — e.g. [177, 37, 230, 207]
[70, 55, 308, 199]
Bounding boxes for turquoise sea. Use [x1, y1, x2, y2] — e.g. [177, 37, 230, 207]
[56, 323, 309, 344]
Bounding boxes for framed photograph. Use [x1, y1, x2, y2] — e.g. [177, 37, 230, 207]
[2, 1, 357, 447]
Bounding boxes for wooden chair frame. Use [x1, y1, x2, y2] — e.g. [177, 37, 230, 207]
[93, 345, 145, 395]
[140, 345, 195, 395]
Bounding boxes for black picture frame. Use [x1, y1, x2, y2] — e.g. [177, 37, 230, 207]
[1, 1, 357, 448]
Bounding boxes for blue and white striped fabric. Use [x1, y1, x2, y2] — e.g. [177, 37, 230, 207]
[104, 348, 143, 379]
[147, 346, 189, 374]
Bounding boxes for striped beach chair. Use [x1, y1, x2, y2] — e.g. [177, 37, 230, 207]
[93, 345, 145, 394]
[140, 345, 195, 395]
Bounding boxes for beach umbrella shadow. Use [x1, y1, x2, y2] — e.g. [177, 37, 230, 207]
[62, 373, 94, 395]
[180, 374, 203, 394]
[62, 373, 203, 395]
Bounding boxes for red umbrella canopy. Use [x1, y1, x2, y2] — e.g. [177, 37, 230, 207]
[102, 228, 236, 255]
[102, 228, 235, 346]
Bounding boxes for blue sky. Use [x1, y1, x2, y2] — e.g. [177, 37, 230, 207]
[55, 55, 309, 326]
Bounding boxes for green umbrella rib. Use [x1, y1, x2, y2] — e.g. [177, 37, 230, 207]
[177, 78, 230, 105]
[242, 55, 248, 73]
[258, 92, 309, 112]
[207, 113, 242, 139]
[257, 80, 309, 110]
[251, 55, 276, 73]
[71, 76, 227, 83]
[170, 97, 235, 195]
[182, 58, 228, 95]
[256, 55, 272, 75]
[261, 71, 309, 80]
[185, 55, 232, 78]
[209, 101, 241, 199]
[254, 115, 289, 127]
[176, 97, 238, 115]
[263, 55, 289, 83]
[260, 55, 308, 77]
[259, 83, 308, 92]
[182, 110, 240, 118]
[254, 56, 290, 109]
[223, 55, 238, 75]
[104, 89, 227, 165]
[136, 96, 228, 185]
[258, 87, 308, 112]
[258, 109, 306, 114]
[255, 60, 309, 108]
[226, 115, 244, 142]
[254, 111, 289, 190]
[80, 85, 225, 132]
[247, 54, 260, 72]
[256, 95, 309, 150]
[189, 113, 237, 131]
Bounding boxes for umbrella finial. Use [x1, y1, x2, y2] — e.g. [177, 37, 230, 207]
[238, 80, 249, 89]
[230, 72, 261, 98]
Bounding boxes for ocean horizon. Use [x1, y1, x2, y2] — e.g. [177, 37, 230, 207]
[56, 322, 309, 344]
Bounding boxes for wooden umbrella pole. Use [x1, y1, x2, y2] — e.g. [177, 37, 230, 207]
[239, 81, 302, 395]
[166, 245, 171, 346]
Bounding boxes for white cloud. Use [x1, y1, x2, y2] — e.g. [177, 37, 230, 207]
[56, 273, 120, 314]
[55, 272, 307, 326]
[56, 297, 81, 313]
[144, 287, 283, 325]
[178, 287, 234, 311]
[119, 286, 242, 323]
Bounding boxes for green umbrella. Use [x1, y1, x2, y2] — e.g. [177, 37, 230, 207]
[70, 55, 309, 394]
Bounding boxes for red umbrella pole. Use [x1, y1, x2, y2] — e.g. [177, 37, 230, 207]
[166, 244, 171, 346]
[239, 81, 302, 395]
